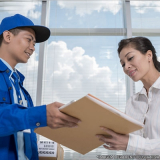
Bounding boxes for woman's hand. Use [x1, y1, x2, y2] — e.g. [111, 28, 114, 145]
[96, 127, 129, 151]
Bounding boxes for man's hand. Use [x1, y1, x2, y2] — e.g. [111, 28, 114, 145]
[96, 127, 129, 151]
[46, 102, 80, 129]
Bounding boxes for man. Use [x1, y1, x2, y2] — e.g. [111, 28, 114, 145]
[0, 14, 80, 160]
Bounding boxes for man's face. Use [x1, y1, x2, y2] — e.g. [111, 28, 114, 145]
[8, 28, 36, 64]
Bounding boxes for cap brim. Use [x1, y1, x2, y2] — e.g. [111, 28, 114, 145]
[27, 25, 50, 43]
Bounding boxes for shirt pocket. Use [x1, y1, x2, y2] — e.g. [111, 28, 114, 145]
[0, 90, 11, 104]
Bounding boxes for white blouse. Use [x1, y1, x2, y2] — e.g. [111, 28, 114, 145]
[126, 76, 160, 155]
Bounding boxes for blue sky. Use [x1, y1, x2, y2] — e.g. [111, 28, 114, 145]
[49, 1, 123, 28]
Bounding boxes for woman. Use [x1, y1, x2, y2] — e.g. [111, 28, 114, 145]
[96, 37, 160, 155]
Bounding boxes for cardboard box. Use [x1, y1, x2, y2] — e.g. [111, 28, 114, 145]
[38, 140, 64, 160]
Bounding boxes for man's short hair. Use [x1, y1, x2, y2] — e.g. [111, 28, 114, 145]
[0, 28, 22, 47]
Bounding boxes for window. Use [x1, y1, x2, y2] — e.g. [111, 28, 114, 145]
[49, 1, 123, 28]
[40, 0, 128, 159]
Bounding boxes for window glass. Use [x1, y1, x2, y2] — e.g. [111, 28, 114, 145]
[131, 1, 160, 28]
[42, 35, 128, 158]
[49, 0, 123, 28]
[43, 36, 126, 111]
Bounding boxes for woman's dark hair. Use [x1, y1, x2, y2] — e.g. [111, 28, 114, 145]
[118, 36, 160, 72]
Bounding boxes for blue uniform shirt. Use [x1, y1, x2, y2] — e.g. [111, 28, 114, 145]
[0, 58, 31, 160]
[0, 59, 47, 160]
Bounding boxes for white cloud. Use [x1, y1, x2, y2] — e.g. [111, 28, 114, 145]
[57, 1, 121, 16]
[0, 2, 41, 19]
[57, 1, 160, 17]
[68, 17, 73, 20]
[42, 41, 126, 109]
[28, 10, 41, 19]
[131, 1, 160, 14]
[17, 41, 126, 109]
[100, 50, 112, 59]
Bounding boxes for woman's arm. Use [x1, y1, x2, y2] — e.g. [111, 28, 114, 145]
[96, 127, 160, 155]
[126, 133, 160, 155]
[96, 127, 129, 151]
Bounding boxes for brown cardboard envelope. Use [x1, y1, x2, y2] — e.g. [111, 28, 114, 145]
[35, 94, 143, 155]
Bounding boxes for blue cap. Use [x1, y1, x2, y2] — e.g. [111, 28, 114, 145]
[0, 14, 50, 43]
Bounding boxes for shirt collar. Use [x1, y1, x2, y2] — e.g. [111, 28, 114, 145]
[138, 76, 160, 96]
[139, 87, 147, 96]
[0, 58, 25, 83]
[0, 59, 9, 72]
[152, 76, 160, 89]
[16, 69, 25, 84]
[0, 58, 14, 72]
